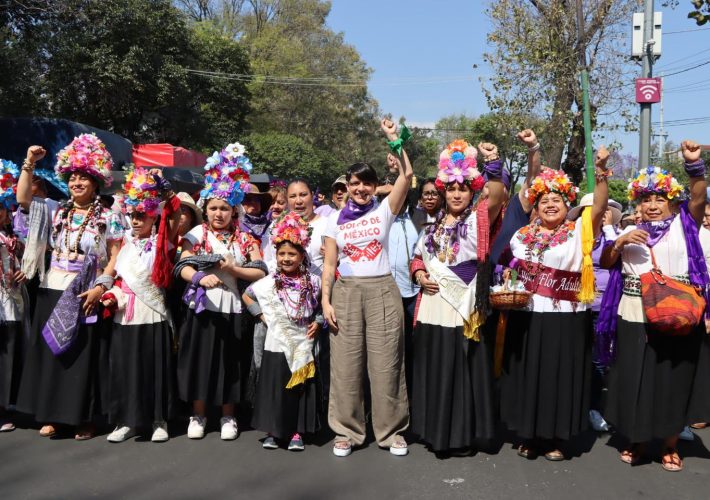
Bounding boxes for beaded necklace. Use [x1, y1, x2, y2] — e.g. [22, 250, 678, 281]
[274, 269, 316, 324]
[56, 197, 103, 260]
[521, 220, 575, 284]
[425, 207, 472, 264]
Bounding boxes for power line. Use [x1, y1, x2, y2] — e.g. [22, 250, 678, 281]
[662, 59, 710, 77]
[664, 27, 710, 35]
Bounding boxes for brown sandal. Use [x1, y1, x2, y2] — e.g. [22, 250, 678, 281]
[661, 449, 683, 472]
[620, 444, 644, 465]
[39, 424, 56, 437]
[74, 423, 95, 441]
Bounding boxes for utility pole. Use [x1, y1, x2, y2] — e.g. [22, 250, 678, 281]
[638, 0, 655, 170]
[575, 0, 595, 192]
[651, 73, 668, 162]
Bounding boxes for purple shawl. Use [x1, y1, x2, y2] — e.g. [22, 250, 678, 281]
[41, 254, 98, 356]
[337, 198, 377, 225]
[595, 201, 710, 366]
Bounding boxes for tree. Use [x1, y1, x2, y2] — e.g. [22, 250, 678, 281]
[1, 0, 251, 150]
[483, 0, 637, 185]
[663, 1, 710, 25]
[243, 131, 344, 190]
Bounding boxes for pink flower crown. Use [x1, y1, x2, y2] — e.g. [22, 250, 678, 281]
[627, 166, 683, 201]
[435, 139, 484, 191]
[525, 167, 578, 206]
[122, 166, 163, 217]
[272, 211, 312, 250]
[55, 134, 114, 187]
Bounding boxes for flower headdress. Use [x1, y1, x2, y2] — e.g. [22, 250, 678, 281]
[122, 166, 165, 217]
[55, 133, 114, 188]
[200, 142, 252, 207]
[272, 211, 312, 250]
[33, 168, 69, 196]
[525, 167, 578, 206]
[627, 166, 683, 201]
[435, 139, 484, 192]
[0, 159, 19, 210]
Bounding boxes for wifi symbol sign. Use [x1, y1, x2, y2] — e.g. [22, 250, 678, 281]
[635, 78, 662, 104]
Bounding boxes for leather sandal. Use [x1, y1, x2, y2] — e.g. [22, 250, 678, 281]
[517, 444, 537, 459]
[661, 448, 683, 472]
[544, 449, 565, 461]
[74, 423, 96, 441]
[39, 424, 56, 437]
[620, 443, 644, 465]
[690, 422, 708, 430]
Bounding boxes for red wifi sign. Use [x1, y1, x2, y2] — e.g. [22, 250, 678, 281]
[635, 78, 662, 104]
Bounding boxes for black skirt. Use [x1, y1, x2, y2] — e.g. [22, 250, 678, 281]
[177, 309, 242, 406]
[15, 287, 110, 426]
[410, 322, 496, 451]
[0, 320, 23, 408]
[688, 333, 710, 423]
[251, 350, 318, 440]
[499, 310, 592, 441]
[606, 318, 701, 442]
[108, 321, 175, 428]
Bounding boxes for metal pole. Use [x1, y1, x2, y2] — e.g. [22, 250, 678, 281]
[575, 0, 595, 192]
[638, 0, 655, 170]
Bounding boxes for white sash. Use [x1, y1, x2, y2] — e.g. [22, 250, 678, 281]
[115, 239, 168, 319]
[251, 276, 315, 388]
[422, 251, 484, 340]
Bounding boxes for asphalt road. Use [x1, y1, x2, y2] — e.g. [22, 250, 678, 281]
[2, 412, 710, 500]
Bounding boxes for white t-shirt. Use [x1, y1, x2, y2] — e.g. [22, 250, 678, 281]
[324, 201, 396, 277]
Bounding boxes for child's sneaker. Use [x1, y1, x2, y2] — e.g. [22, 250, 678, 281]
[220, 416, 238, 441]
[262, 435, 278, 449]
[187, 416, 206, 439]
[288, 433, 305, 451]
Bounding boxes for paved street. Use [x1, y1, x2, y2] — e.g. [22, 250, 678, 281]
[1, 414, 709, 499]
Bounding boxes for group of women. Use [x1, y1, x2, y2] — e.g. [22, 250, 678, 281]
[0, 119, 708, 473]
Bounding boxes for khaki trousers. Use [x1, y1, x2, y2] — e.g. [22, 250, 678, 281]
[328, 275, 409, 447]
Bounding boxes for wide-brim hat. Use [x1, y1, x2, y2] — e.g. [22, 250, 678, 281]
[567, 192, 622, 225]
[177, 191, 203, 225]
[243, 183, 273, 206]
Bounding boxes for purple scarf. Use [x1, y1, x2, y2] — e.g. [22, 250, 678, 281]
[41, 254, 98, 356]
[595, 201, 710, 366]
[240, 212, 270, 241]
[337, 198, 377, 225]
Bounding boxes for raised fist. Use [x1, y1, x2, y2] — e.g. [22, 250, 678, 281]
[516, 129, 538, 148]
[26, 145, 46, 164]
[380, 118, 397, 139]
[478, 142, 499, 161]
[595, 145, 610, 168]
[681, 140, 702, 163]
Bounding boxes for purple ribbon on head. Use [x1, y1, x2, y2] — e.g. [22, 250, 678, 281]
[595, 201, 710, 367]
[41, 254, 98, 356]
[337, 198, 377, 225]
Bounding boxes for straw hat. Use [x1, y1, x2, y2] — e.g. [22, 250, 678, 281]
[243, 183, 273, 206]
[567, 193, 622, 225]
[177, 191, 203, 225]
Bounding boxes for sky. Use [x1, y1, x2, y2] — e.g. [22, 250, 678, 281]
[326, 0, 710, 156]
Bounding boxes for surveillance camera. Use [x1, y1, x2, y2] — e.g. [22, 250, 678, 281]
[647, 39, 656, 46]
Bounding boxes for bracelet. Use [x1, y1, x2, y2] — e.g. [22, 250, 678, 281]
[191, 271, 206, 285]
[684, 159, 705, 178]
[527, 143, 541, 152]
[93, 275, 115, 290]
[415, 271, 423, 285]
[594, 168, 612, 182]
[21, 159, 35, 173]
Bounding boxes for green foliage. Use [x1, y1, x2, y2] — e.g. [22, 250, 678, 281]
[244, 132, 343, 191]
[578, 179, 629, 210]
[483, 0, 636, 183]
[1, 0, 251, 150]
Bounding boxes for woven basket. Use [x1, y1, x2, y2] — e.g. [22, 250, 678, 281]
[490, 290, 532, 310]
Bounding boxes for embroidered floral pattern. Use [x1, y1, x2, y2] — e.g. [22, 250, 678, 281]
[517, 220, 576, 255]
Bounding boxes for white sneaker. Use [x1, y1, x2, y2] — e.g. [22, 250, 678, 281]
[220, 416, 238, 441]
[389, 437, 409, 456]
[107, 425, 135, 443]
[187, 416, 206, 439]
[151, 421, 169, 442]
[589, 410, 610, 432]
[679, 426, 695, 441]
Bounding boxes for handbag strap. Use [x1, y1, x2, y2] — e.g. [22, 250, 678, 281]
[648, 245, 660, 271]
